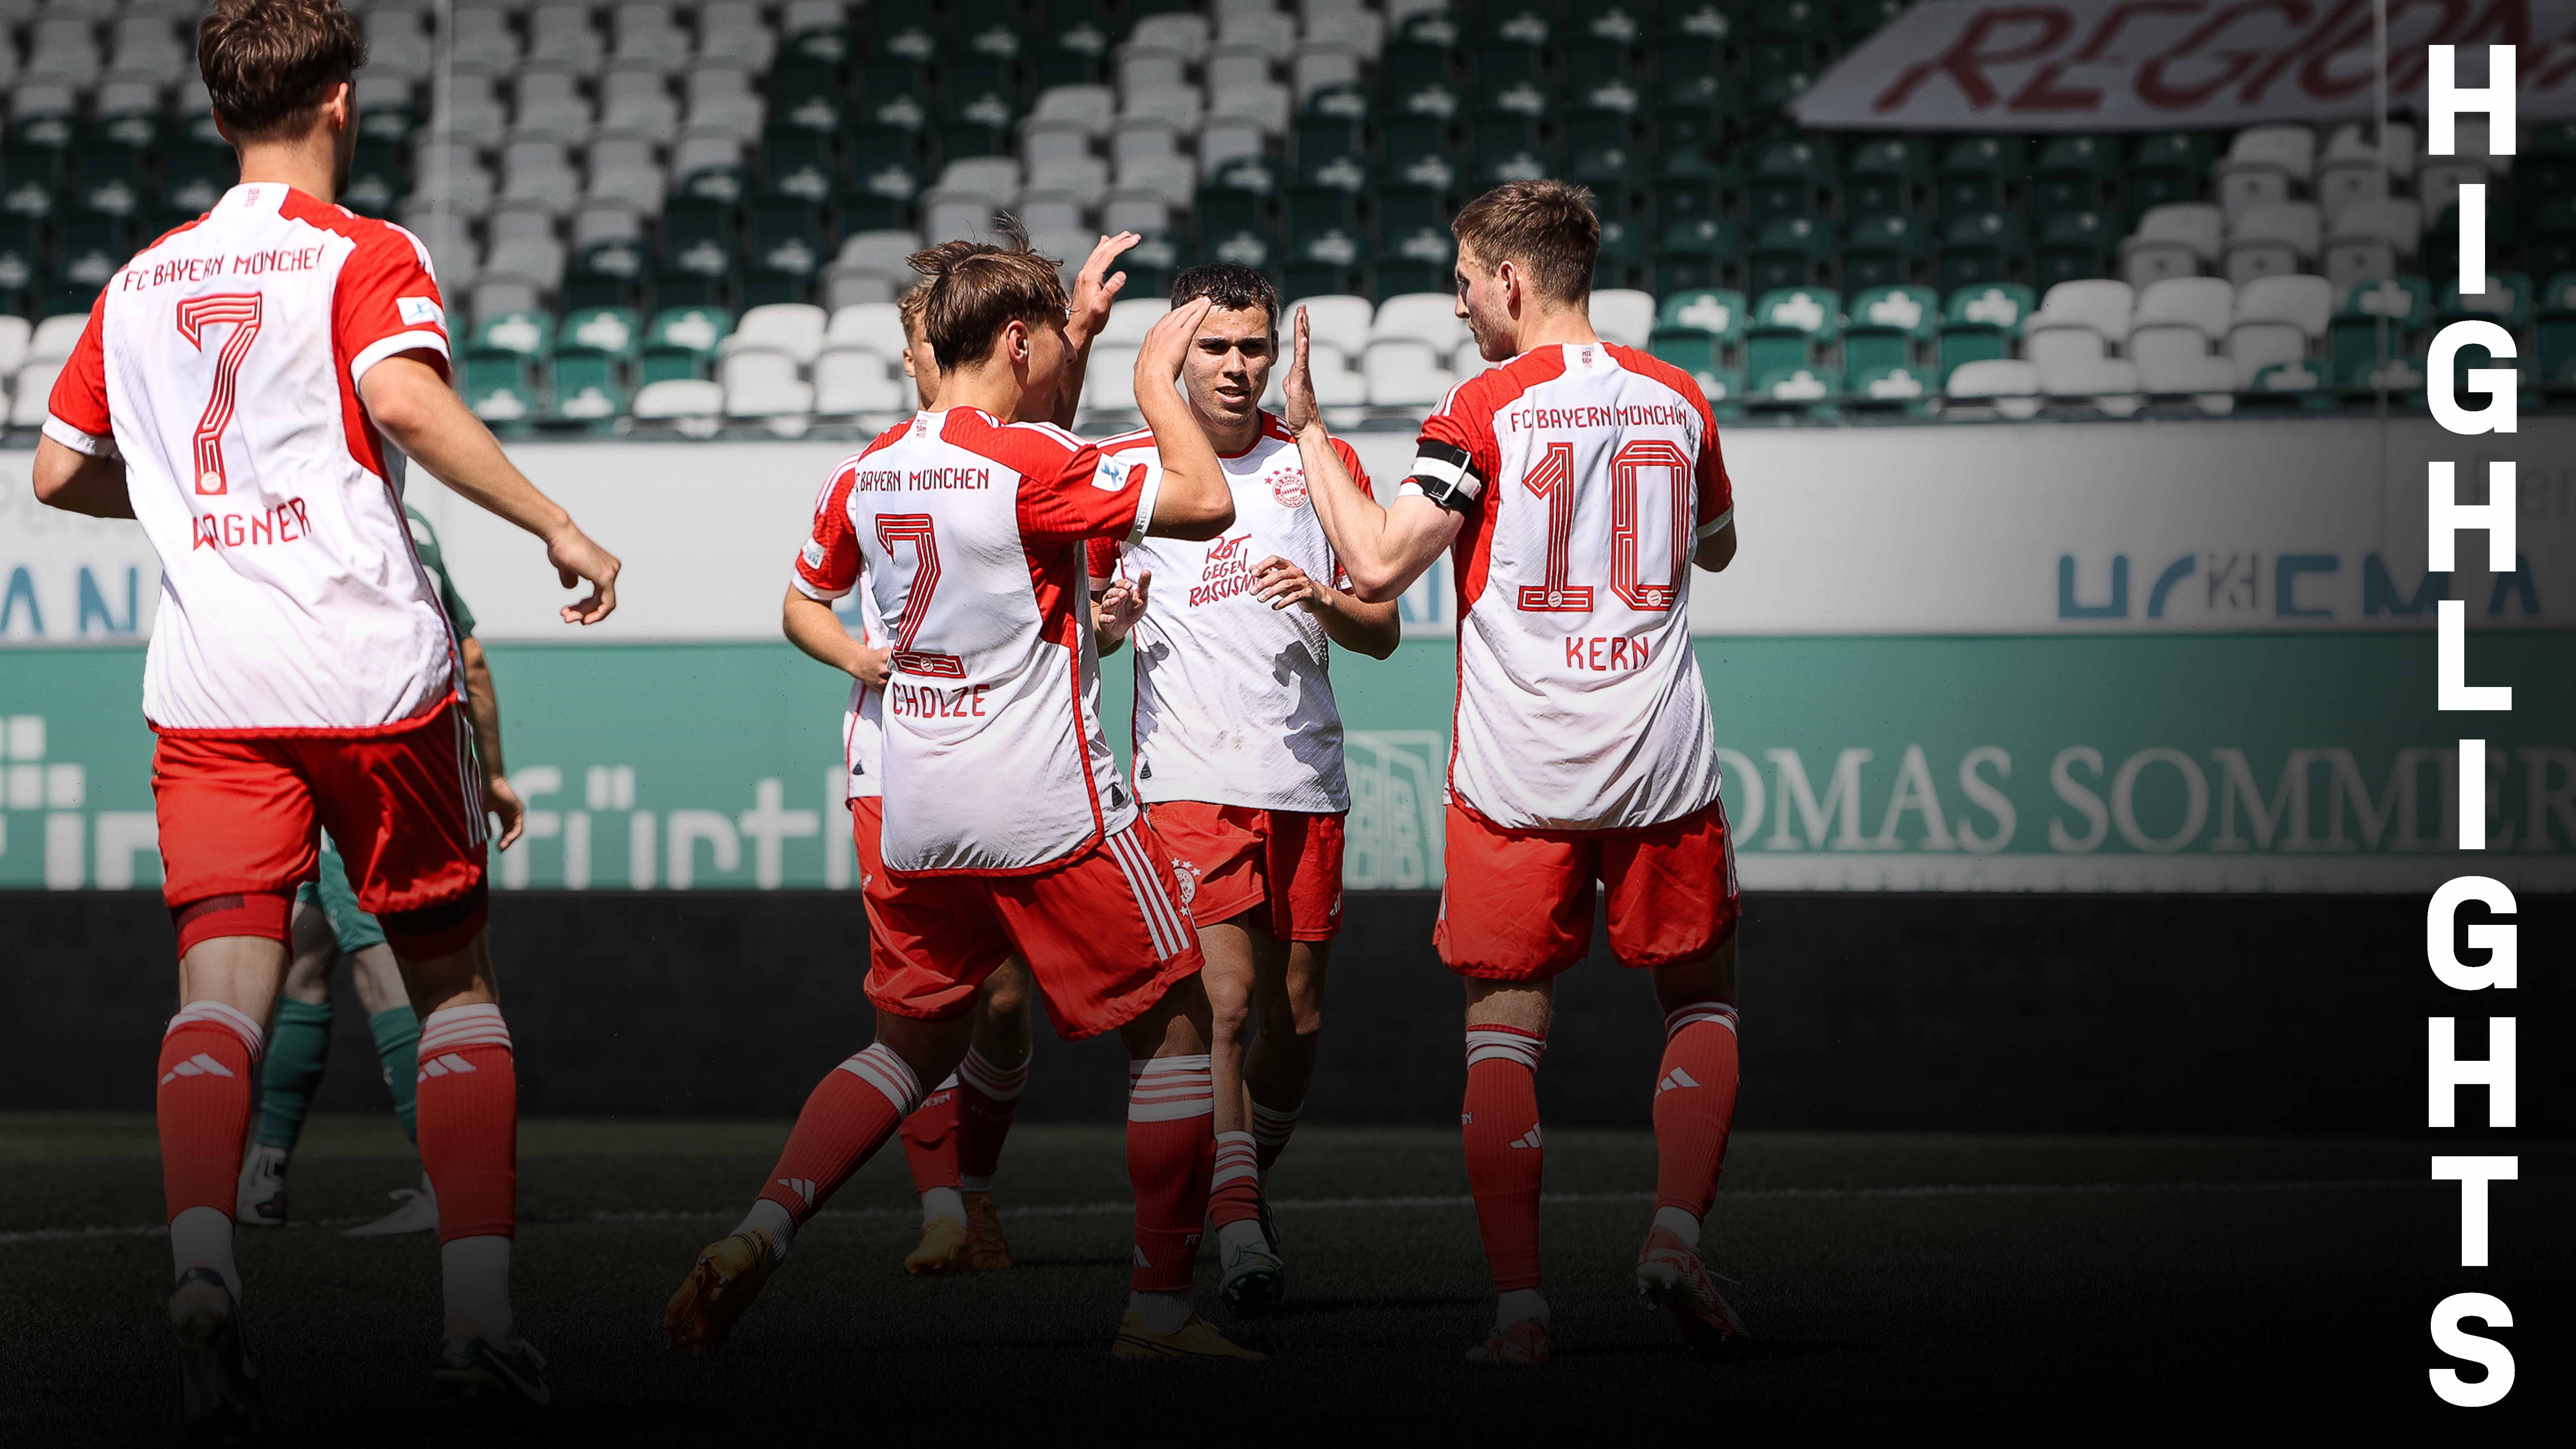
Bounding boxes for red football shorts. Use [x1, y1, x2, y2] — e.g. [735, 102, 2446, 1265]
[152, 700, 488, 933]
[863, 816, 1204, 1040]
[1435, 799, 1740, 980]
[1148, 800, 1345, 942]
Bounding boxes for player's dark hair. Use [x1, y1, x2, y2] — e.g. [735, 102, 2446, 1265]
[1167, 265, 1280, 334]
[898, 240, 983, 343]
[1452, 179, 1601, 305]
[909, 217, 1069, 371]
[199, 0, 367, 143]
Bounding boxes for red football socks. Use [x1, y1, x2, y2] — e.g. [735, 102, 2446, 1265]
[1126, 1055, 1214, 1292]
[898, 1074, 963, 1194]
[757, 1043, 922, 1228]
[956, 1044, 1027, 1189]
[1461, 1024, 1547, 1293]
[1653, 1002, 1741, 1219]
[413, 1004, 520, 1243]
[156, 1002, 265, 1223]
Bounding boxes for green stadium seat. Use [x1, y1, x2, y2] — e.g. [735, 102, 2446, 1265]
[1750, 66, 1818, 113]
[2329, 275, 2430, 386]
[1207, 152, 1282, 202]
[463, 353, 538, 426]
[469, 310, 557, 362]
[557, 306, 644, 366]
[1843, 136, 1929, 217]
[1840, 0, 1908, 44]
[1304, 84, 1371, 123]
[1656, 288, 1749, 345]
[2128, 132, 2218, 212]
[2521, 118, 2576, 198]
[640, 305, 735, 384]
[1476, 46, 1548, 90]
[1748, 362, 1842, 415]
[856, 78, 933, 135]
[1658, 2, 1736, 51]
[1291, 187, 1363, 249]
[1649, 329, 1722, 378]
[676, 163, 750, 208]
[1846, 362, 1936, 415]
[2238, 360, 2336, 413]
[2036, 210, 2116, 288]
[1288, 214, 1368, 300]
[0, 215, 40, 312]
[2436, 271, 2533, 331]
[2537, 271, 2576, 395]
[1595, 215, 1648, 290]
[1746, 286, 1841, 376]
[1568, 114, 1647, 192]
[762, 130, 838, 204]
[540, 362, 627, 430]
[1200, 223, 1281, 273]
[1749, 215, 1832, 292]
[1377, 119, 1456, 194]
[1657, 71, 1743, 145]
[1653, 217, 1744, 294]
[1843, 284, 1939, 372]
[1299, 121, 1374, 194]
[1752, 0, 1837, 44]
[1473, 116, 1559, 187]
[1936, 136, 2026, 217]
[746, 201, 830, 307]
[839, 133, 925, 232]
[2033, 136, 2118, 218]
[1843, 213, 1931, 290]
[1749, 137, 1836, 223]
[566, 241, 651, 312]
[2528, 196, 2576, 284]
[663, 198, 742, 261]
[1199, 187, 1279, 243]
[1939, 211, 2030, 291]
[1937, 282, 2036, 381]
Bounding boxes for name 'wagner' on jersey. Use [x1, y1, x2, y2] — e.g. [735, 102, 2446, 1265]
[1403, 342, 1734, 831]
[791, 407, 1160, 873]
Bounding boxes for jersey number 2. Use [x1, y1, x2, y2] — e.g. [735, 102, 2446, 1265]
[876, 514, 966, 678]
[174, 294, 264, 497]
[1514, 438, 1692, 613]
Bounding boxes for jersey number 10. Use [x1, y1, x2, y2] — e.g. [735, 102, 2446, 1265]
[175, 294, 264, 497]
[1515, 438, 1693, 614]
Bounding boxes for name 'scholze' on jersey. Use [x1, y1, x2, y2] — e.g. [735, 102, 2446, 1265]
[791, 407, 1161, 875]
[1406, 342, 1736, 832]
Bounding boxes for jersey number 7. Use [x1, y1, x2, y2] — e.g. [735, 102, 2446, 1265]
[1515, 438, 1693, 613]
[876, 513, 966, 678]
[174, 294, 264, 497]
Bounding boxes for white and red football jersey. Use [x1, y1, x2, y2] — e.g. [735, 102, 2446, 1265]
[45, 183, 460, 734]
[791, 408, 1158, 873]
[792, 458, 894, 801]
[1085, 413, 1372, 814]
[1404, 343, 1734, 831]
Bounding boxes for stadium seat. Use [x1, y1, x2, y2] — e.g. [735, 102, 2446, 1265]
[2032, 136, 2116, 218]
[1845, 362, 1936, 416]
[2036, 211, 2116, 289]
[2214, 124, 2315, 217]
[640, 305, 735, 384]
[559, 306, 645, 367]
[631, 377, 725, 421]
[1371, 292, 1469, 353]
[727, 303, 828, 366]
[1938, 211, 2028, 291]
[2435, 272, 2533, 332]
[2321, 199, 2421, 293]
[2120, 202, 2223, 289]
[721, 350, 815, 418]
[2223, 202, 2321, 287]
[2035, 354, 2143, 416]
[2237, 359, 2332, 413]
[2136, 275, 2235, 341]
[1749, 138, 1836, 224]
[1843, 213, 1931, 290]
[1362, 337, 1455, 406]
[1844, 137, 1929, 218]
[1842, 285, 1937, 375]
[1747, 363, 1841, 417]
[1936, 283, 2034, 381]
[1942, 358, 2042, 419]
[2024, 321, 2106, 375]
[1749, 215, 1832, 292]
[1934, 135, 2024, 218]
[1591, 289, 1656, 349]
[2029, 279, 2136, 349]
[2232, 274, 2333, 345]
[2130, 323, 2240, 399]
[1653, 217, 1743, 295]
[1656, 288, 1749, 348]
[464, 353, 539, 425]
[1745, 287, 1840, 377]
[2225, 321, 2306, 388]
[814, 347, 911, 415]
[2328, 275, 2431, 387]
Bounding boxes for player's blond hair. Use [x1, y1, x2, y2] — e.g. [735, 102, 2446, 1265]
[1452, 179, 1601, 305]
[909, 219, 1068, 371]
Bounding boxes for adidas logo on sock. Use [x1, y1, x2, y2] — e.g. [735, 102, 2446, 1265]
[416, 1053, 479, 1080]
[1508, 1126, 1543, 1150]
[775, 1177, 817, 1207]
[158, 1052, 234, 1085]
[1656, 1068, 1701, 1095]
[1132, 1246, 1152, 1267]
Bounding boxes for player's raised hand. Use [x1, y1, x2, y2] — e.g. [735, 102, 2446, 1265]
[1094, 568, 1153, 641]
[1251, 555, 1326, 613]
[548, 524, 621, 625]
[484, 768, 528, 850]
[1136, 296, 1215, 388]
[1282, 306, 1320, 434]
[1067, 232, 1142, 345]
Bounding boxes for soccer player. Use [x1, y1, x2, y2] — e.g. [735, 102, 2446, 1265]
[1284, 180, 1746, 1364]
[668, 239, 1256, 1360]
[1085, 264, 1398, 1315]
[238, 505, 530, 1239]
[29, 0, 621, 1424]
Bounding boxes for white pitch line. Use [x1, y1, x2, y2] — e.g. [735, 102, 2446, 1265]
[0, 1178, 2419, 1246]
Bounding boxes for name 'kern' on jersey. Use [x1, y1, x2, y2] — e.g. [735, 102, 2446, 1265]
[45, 183, 461, 734]
[792, 408, 1160, 873]
[1086, 414, 1372, 814]
[1405, 342, 1734, 832]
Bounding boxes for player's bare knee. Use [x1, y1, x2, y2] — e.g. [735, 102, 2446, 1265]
[1650, 933, 1739, 1013]
[978, 960, 1032, 1021]
[875, 1009, 975, 1090]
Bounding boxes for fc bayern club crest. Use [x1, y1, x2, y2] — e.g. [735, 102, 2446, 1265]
[1270, 470, 1309, 510]
[1170, 859, 1202, 906]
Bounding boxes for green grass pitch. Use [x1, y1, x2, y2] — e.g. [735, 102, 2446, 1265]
[3, 1115, 2565, 1440]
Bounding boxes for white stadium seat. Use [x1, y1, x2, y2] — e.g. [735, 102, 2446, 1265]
[2232, 274, 2333, 341]
[727, 304, 829, 366]
[2023, 324, 2106, 374]
[1362, 338, 1455, 407]
[10, 360, 62, 428]
[813, 349, 911, 416]
[2224, 322, 2306, 388]
[1081, 344, 1143, 413]
[2129, 324, 2238, 398]
[1590, 289, 1655, 349]
[1942, 358, 2041, 420]
[1099, 299, 1171, 348]
[1370, 293, 1469, 352]
[2030, 279, 2135, 347]
[1291, 295, 1374, 358]
[631, 379, 723, 420]
[29, 315, 89, 367]
[826, 303, 909, 364]
[2135, 276, 2236, 340]
[720, 352, 814, 418]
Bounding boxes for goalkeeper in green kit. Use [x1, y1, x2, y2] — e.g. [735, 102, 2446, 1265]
[235, 506, 527, 1234]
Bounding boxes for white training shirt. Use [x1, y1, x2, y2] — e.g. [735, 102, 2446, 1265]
[46, 183, 460, 734]
[1086, 413, 1372, 814]
[791, 408, 1159, 873]
[797, 461, 893, 802]
[1402, 342, 1735, 831]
